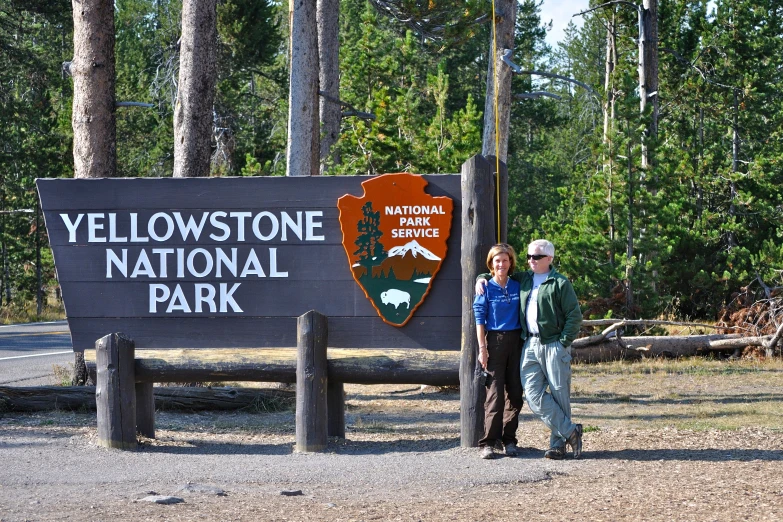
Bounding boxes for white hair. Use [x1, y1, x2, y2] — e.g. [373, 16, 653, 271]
[528, 239, 555, 257]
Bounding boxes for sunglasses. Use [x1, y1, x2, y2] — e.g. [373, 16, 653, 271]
[527, 254, 548, 260]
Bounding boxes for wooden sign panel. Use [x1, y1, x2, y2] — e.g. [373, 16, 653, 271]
[338, 174, 453, 327]
[37, 176, 461, 352]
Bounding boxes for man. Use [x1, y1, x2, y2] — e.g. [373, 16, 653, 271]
[477, 239, 583, 459]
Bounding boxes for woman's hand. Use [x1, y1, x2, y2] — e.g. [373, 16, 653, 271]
[475, 279, 487, 295]
[478, 345, 488, 369]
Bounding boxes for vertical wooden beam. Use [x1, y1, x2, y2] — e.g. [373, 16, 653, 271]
[460, 155, 497, 447]
[96, 333, 136, 450]
[135, 382, 155, 439]
[296, 310, 328, 452]
[327, 380, 345, 438]
[481, 0, 517, 162]
[486, 155, 508, 244]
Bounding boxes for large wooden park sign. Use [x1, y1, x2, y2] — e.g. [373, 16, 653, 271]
[37, 174, 461, 352]
[38, 157, 506, 450]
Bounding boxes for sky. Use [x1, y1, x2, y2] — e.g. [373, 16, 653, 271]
[538, 0, 590, 47]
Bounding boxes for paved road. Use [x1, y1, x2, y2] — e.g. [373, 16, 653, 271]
[0, 321, 73, 386]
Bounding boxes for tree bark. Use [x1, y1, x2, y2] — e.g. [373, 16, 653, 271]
[287, 0, 320, 177]
[604, 11, 617, 273]
[173, 0, 218, 178]
[481, 0, 517, 161]
[640, 0, 658, 169]
[71, 0, 116, 179]
[317, 0, 340, 174]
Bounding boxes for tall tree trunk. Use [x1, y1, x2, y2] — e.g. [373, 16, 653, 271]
[71, 0, 117, 384]
[604, 11, 617, 273]
[71, 0, 116, 179]
[287, 0, 320, 177]
[318, 0, 340, 175]
[625, 121, 634, 316]
[481, 0, 517, 161]
[728, 88, 739, 248]
[173, 0, 218, 178]
[640, 0, 658, 170]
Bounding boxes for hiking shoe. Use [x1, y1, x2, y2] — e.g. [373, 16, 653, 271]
[567, 424, 583, 459]
[504, 443, 519, 457]
[544, 446, 565, 460]
[480, 446, 495, 459]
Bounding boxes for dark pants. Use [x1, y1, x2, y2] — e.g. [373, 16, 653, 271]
[479, 329, 523, 448]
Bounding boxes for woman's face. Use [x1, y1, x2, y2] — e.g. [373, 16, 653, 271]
[492, 253, 511, 277]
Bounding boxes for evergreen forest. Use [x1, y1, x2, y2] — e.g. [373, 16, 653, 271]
[2, 0, 782, 323]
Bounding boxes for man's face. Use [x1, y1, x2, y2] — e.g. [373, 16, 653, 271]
[527, 245, 552, 274]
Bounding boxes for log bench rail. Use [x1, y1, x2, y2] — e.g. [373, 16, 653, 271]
[83, 311, 460, 451]
[84, 348, 460, 386]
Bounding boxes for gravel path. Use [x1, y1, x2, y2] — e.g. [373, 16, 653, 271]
[1, 382, 783, 521]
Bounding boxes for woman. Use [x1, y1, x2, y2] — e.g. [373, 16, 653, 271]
[472, 243, 523, 459]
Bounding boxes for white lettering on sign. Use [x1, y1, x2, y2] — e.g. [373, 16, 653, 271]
[150, 283, 243, 313]
[384, 205, 446, 215]
[61, 210, 325, 243]
[62, 210, 325, 315]
[384, 206, 443, 240]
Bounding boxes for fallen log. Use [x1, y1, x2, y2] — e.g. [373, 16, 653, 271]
[0, 385, 294, 413]
[571, 333, 776, 363]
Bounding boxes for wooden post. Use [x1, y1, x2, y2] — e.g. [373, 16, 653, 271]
[460, 155, 500, 447]
[135, 382, 155, 439]
[296, 310, 328, 452]
[327, 380, 345, 438]
[486, 155, 508, 244]
[95, 333, 136, 450]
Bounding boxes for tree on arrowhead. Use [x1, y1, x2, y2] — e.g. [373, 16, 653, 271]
[353, 202, 387, 267]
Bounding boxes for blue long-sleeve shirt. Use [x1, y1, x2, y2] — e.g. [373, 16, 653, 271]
[473, 278, 522, 331]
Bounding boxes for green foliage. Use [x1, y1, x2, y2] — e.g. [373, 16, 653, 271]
[4, 0, 783, 322]
[329, 0, 484, 175]
[0, 0, 69, 313]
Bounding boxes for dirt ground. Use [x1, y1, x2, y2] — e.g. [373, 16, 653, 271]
[1, 358, 782, 521]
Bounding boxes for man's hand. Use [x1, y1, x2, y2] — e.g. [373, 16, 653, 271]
[475, 278, 488, 295]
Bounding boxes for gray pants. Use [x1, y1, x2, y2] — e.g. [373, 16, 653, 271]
[521, 336, 577, 448]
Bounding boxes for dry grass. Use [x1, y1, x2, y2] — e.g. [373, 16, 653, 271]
[572, 357, 783, 432]
[0, 300, 65, 325]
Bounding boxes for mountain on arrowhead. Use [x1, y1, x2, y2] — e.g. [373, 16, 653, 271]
[371, 240, 441, 280]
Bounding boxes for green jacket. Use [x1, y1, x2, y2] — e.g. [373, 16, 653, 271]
[479, 267, 582, 347]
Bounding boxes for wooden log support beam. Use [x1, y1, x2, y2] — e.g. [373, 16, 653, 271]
[296, 310, 328, 452]
[327, 381, 345, 438]
[84, 348, 460, 385]
[96, 333, 136, 450]
[135, 382, 155, 438]
[0, 385, 295, 412]
[327, 349, 460, 385]
[460, 155, 498, 448]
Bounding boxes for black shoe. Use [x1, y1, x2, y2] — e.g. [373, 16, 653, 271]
[544, 446, 565, 460]
[567, 424, 583, 459]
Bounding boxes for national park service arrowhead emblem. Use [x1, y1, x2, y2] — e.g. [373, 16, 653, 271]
[338, 174, 454, 327]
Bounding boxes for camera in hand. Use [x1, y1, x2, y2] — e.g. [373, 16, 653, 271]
[479, 370, 492, 387]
